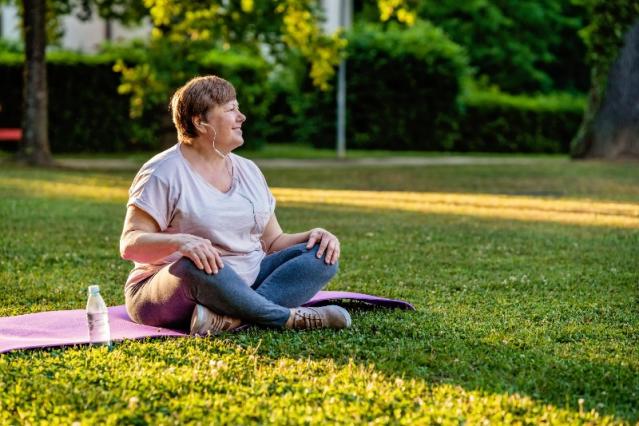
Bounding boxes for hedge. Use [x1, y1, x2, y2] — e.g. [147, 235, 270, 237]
[0, 51, 136, 153]
[1, 44, 586, 154]
[291, 21, 469, 151]
[279, 21, 585, 154]
[456, 90, 586, 153]
[0, 49, 270, 153]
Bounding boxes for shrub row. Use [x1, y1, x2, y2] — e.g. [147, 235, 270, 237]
[0, 23, 585, 154]
[455, 90, 586, 153]
[0, 52, 135, 153]
[285, 22, 584, 153]
[0, 50, 269, 153]
[292, 21, 468, 151]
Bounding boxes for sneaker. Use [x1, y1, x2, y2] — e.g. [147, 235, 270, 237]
[285, 305, 352, 330]
[189, 304, 243, 336]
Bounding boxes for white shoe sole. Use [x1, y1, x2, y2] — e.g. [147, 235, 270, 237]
[333, 305, 352, 328]
[190, 304, 207, 336]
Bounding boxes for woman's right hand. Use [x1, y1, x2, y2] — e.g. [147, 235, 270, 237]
[176, 234, 224, 274]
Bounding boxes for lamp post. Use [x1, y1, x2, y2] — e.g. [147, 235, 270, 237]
[336, 0, 351, 159]
[321, 0, 352, 159]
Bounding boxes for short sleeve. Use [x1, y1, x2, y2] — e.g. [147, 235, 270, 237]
[127, 169, 174, 231]
[267, 185, 276, 215]
[252, 160, 276, 214]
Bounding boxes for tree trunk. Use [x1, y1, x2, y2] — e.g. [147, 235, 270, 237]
[569, 81, 600, 158]
[571, 21, 639, 160]
[19, 0, 52, 166]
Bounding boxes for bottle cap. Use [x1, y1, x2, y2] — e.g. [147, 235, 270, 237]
[88, 285, 100, 295]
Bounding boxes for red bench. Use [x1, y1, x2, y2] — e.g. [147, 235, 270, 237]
[0, 128, 22, 141]
[0, 128, 22, 152]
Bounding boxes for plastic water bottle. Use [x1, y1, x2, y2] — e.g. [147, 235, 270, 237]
[86, 285, 111, 347]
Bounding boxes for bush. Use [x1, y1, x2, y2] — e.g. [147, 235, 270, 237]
[291, 21, 469, 151]
[457, 89, 586, 153]
[0, 51, 135, 153]
[0, 48, 271, 153]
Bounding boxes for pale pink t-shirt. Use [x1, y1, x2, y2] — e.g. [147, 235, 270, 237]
[124, 143, 275, 289]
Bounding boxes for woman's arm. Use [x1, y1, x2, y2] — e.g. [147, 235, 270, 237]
[120, 205, 224, 274]
[261, 214, 340, 265]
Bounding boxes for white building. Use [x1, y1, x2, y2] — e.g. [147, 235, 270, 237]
[0, 4, 151, 52]
[0, 1, 350, 52]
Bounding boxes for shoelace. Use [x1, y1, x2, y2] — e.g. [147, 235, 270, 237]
[202, 310, 235, 335]
[295, 308, 324, 329]
[209, 313, 225, 332]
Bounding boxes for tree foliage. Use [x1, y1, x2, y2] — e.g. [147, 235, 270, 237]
[115, 0, 348, 119]
[416, 0, 589, 94]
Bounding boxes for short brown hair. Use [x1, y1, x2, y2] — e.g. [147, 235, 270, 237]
[169, 75, 236, 143]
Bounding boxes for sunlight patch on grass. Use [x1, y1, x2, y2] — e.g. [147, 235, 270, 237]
[2, 177, 638, 228]
[272, 188, 639, 229]
[0, 177, 128, 202]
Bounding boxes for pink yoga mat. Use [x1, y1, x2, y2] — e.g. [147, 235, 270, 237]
[0, 291, 414, 354]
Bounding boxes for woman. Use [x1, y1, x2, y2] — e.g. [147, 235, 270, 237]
[120, 75, 351, 335]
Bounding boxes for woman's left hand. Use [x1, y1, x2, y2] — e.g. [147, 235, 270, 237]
[306, 228, 340, 265]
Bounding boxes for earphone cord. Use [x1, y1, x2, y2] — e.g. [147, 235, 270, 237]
[202, 122, 228, 159]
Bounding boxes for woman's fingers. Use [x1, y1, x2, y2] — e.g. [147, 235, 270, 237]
[309, 229, 340, 264]
[324, 238, 340, 265]
[316, 234, 331, 259]
[328, 242, 340, 265]
[323, 239, 337, 264]
[179, 236, 225, 274]
[196, 248, 214, 274]
[306, 231, 319, 249]
[187, 251, 206, 272]
[213, 250, 224, 270]
[204, 250, 220, 274]
[202, 245, 225, 274]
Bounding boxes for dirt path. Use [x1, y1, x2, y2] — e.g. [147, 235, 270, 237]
[54, 156, 544, 172]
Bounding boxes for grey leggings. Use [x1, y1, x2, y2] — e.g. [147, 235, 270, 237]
[125, 243, 338, 329]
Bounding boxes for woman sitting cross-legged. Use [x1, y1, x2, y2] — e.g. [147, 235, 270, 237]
[119, 75, 351, 335]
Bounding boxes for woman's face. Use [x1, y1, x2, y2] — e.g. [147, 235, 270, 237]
[203, 99, 246, 152]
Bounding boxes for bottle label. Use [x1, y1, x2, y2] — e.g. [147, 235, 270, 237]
[87, 312, 111, 345]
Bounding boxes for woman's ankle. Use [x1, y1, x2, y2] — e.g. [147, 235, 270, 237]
[284, 308, 296, 329]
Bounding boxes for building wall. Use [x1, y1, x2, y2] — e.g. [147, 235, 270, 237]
[1, 2, 343, 51]
[0, 5, 150, 52]
[0, 5, 21, 42]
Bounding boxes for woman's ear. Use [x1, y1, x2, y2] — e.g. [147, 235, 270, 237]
[193, 117, 205, 134]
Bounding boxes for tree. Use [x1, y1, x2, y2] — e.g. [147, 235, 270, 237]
[20, 0, 51, 165]
[571, 0, 639, 159]
[15, 0, 146, 166]
[355, 0, 589, 94]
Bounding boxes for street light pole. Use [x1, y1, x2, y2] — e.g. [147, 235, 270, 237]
[336, 48, 346, 159]
[336, 0, 350, 159]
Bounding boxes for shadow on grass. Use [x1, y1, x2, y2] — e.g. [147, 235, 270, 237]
[225, 307, 638, 423]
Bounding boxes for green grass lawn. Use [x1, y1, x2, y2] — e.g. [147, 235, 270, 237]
[0, 158, 637, 424]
